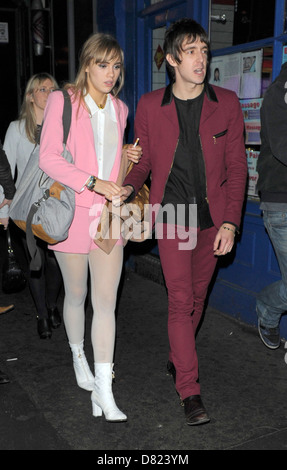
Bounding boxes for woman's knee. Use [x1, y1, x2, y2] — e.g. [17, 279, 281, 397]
[65, 285, 88, 308]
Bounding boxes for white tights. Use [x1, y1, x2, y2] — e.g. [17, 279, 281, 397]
[55, 246, 123, 363]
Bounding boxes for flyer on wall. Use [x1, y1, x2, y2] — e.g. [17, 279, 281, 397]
[240, 98, 263, 145]
[209, 50, 263, 99]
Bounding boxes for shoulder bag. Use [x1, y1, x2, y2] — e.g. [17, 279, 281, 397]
[9, 89, 75, 271]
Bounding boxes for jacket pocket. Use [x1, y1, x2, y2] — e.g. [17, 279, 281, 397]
[213, 129, 228, 144]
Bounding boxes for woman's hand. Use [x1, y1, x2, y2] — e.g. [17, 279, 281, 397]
[123, 143, 142, 164]
[93, 179, 126, 202]
[0, 198, 13, 209]
[0, 217, 9, 230]
[109, 185, 134, 207]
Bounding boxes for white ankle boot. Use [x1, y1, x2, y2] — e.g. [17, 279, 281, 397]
[69, 341, 94, 391]
[91, 363, 127, 422]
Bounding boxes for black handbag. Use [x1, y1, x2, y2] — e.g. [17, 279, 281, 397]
[2, 227, 27, 294]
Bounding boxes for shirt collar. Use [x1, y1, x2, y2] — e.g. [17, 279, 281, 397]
[84, 93, 117, 122]
[161, 82, 217, 107]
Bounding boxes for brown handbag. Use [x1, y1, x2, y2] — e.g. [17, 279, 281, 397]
[120, 162, 150, 242]
[94, 158, 150, 254]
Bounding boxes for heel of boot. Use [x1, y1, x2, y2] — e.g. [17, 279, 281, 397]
[93, 363, 127, 422]
[91, 390, 127, 422]
[92, 399, 103, 417]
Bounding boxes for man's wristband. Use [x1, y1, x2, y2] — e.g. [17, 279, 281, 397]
[222, 225, 236, 235]
[86, 175, 97, 191]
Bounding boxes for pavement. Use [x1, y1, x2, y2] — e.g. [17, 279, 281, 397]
[1, 226, 287, 451]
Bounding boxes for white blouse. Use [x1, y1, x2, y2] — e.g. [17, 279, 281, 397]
[84, 93, 118, 180]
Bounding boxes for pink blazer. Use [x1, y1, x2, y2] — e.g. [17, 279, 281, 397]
[39, 89, 128, 209]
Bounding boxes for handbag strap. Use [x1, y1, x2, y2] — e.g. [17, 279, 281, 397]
[36, 89, 71, 145]
[26, 90, 72, 271]
[62, 89, 72, 145]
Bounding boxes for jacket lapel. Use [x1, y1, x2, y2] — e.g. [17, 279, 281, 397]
[161, 83, 179, 128]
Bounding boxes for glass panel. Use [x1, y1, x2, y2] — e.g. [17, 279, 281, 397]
[233, 0, 275, 45]
[152, 26, 166, 91]
[210, 0, 276, 50]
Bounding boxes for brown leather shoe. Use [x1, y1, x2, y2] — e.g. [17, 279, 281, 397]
[0, 305, 14, 315]
[183, 395, 210, 426]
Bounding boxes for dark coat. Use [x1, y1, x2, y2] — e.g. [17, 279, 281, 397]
[0, 141, 15, 200]
[257, 62, 287, 202]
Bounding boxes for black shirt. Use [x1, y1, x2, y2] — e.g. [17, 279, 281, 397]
[161, 90, 213, 230]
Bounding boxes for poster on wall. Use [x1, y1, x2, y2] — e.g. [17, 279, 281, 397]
[241, 50, 263, 99]
[246, 148, 259, 197]
[209, 53, 241, 96]
[209, 50, 263, 99]
[240, 98, 263, 145]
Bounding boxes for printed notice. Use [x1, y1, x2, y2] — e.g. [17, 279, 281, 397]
[240, 98, 263, 145]
[209, 49, 263, 99]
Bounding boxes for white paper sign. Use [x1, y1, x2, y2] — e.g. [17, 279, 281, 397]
[210, 49, 263, 99]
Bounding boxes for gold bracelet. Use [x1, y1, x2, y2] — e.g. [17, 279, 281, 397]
[222, 225, 236, 235]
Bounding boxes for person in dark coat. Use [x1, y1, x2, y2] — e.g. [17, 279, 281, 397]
[256, 62, 287, 349]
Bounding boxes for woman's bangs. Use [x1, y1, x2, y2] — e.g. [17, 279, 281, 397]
[95, 47, 122, 65]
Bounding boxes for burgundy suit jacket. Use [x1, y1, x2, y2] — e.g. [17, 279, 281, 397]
[124, 83, 247, 229]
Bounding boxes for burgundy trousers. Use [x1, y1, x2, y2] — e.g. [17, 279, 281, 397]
[157, 224, 218, 400]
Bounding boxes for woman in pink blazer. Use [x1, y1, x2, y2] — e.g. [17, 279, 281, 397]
[39, 33, 141, 423]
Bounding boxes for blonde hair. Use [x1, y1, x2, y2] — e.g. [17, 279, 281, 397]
[19, 72, 58, 143]
[64, 33, 125, 111]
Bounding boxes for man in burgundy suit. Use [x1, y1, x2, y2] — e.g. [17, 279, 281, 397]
[123, 18, 247, 425]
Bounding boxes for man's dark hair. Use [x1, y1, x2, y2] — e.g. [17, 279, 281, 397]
[163, 18, 210, 82]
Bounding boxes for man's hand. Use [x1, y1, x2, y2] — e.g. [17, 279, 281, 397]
[120, 185, 134, 202]
[213, 224, 236, 256]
